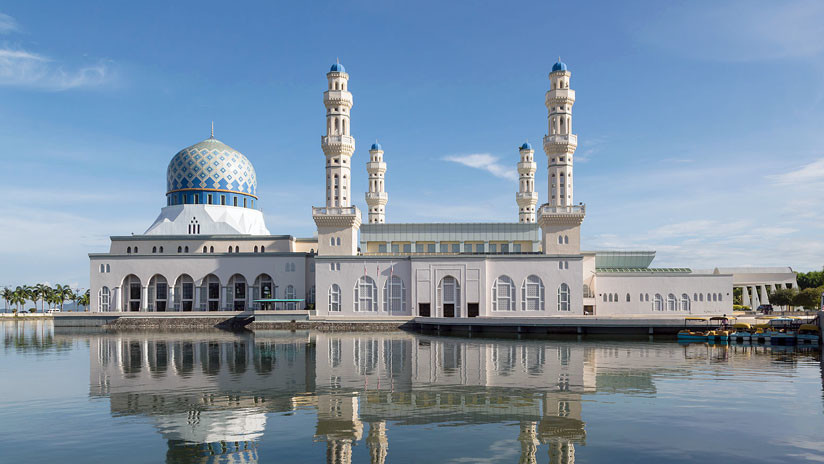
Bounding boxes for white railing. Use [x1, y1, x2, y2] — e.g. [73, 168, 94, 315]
[539, 204, 585, 215]
[313, 206, 358, 216]
[321, 135, 355, 146]
[365, 192, 388, 201]
[543, 134, 578, 146]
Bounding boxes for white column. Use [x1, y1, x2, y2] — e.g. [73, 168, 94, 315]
[168, 287, 176, 311]
[194, 286, 201, 311]
[114, 287, 122, 312]
[247, 286, 254, 311]
[750, 285, 760, 309]
[741, 286, 750, 307]
[141, 286, 149, 311]
[760, 285, 769, 305]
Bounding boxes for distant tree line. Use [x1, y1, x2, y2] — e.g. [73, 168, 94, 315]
[1, 284, 90, 313]
[768, 267, 824, 311]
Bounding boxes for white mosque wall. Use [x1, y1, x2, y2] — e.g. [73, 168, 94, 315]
[592, 273, 733, 315]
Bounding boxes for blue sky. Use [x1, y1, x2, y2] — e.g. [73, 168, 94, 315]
[1, 0, 823, 290]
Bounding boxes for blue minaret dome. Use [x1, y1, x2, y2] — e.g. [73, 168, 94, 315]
[520, 141, 532, 151]
[330, 62, 346, 73]
[551, 58, 567, 73]
[371, 141, 382, 151]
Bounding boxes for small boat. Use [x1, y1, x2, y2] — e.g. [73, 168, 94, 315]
[677, 317, 709, 341]
[752, 324, 771, 343]
[767, 318, 798, 345]
[729, 323, 752, 343]
[796, 324, 820, 345]
[706, 316, 735, 341]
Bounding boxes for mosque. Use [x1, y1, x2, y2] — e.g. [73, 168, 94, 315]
[88, 60, 794, 318]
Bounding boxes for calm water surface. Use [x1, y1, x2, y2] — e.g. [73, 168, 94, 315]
[1, 321, 824, 463]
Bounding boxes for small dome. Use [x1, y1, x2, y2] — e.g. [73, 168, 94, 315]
[370, 142, 382, 151]
[166, 137, 257, 204]
[551, 60, 567, 73]
[330, 62, 346, 73]
[520, 142, 532, 151]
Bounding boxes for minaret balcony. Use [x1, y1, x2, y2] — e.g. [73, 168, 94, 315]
[323, 90, 353, 107]
[517, 162, 536, 174]
[366, 161, 386, 172]
[543, 134, 577, 148]
[546, 89, 575, 104]
[322, 135, 356, 153]
[516, 192, 539, 202]
[538, 203, 585, 215]
[365, 192, 388, 203]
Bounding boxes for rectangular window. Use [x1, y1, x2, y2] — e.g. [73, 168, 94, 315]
[513, 244, 522, 253]
[464, 243, 473, 252]
[427, 243, 436, 253]
[501, 243, 509, 253]
[391, 244, 400, 253]
[440, 243, 448, 253]
[207, 194, 213, 205]
[243, 198, 247, 208]
[208, 283, 220, 300]
[182, 283, 194, 300]
[451, 243, 460, 253]
[419, 303, 431, 317]
[221, 195, 226, 205]
[233, 197, 238, 207]
[403, 244, 412, 253]
[193, 195, 199, 205]
[489, 243, 498, 253]
[476, 243, 485, 253]
[415, 243, 423, 253]
[378, 244, 387, 253]
[234, 283, 246, 299]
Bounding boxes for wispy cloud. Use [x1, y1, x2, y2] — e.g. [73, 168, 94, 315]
[443, 153, 517, 181]
[635, 0, 824, 61]
[769, 157, 824, 185]
[0, 48, 111, 90]
[0, 12, 18, 34]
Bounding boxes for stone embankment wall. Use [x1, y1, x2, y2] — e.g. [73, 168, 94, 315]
[249, 321, 414, 331]
[107, 316, 248, 330]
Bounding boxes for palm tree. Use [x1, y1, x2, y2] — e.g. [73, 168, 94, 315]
[11, 287, 26, 312]
[71, 289, 82, 312]
[78, 290, 90, 311]
[36, 283, 51, 312]
[60, 287, 75, 311]
[23, 285, 37, 312]
[1, 287, 12, 313]
[46, 290, 62, 310]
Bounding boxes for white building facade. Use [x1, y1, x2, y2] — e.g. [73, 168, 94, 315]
[90, 59, 744, 319]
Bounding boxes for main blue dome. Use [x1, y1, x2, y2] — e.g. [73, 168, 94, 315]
[166, 137, 258, 208]
[551, 60, 568, 72]
[330, 62, 346, 73]
[520, 142, 532, 151]
[370, 142, 382, 151]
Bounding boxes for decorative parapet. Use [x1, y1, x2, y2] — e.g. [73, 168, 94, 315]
[365, 192, 388, 202]
[321, 135, 355, 155]
[538, 203, 586, 225]
[312, 206, 361, 227]
[543, 134, 578, 152]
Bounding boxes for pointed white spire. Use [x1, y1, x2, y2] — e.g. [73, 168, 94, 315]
[210, 121, 214, 138]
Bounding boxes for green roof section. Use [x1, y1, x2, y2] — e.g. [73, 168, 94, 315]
[596, 267, 691, 274]
[594, 250, 656, 269]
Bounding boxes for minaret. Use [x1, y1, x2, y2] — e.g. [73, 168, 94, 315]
[539, 59, 585, 254]
[365, 142, 388, 224]
[313, 61, 362, 256]
[516, 142, 538, 223]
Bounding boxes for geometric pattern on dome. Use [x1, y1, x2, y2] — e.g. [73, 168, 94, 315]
[166, 137, 257, 197]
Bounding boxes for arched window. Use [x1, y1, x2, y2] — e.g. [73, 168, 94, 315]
[178, 246, 182, 253]
[706, 293, 711, 302]
[106, 264, 110, 273]
[261, 246, 265, 253]
[152, 246, 157, 253]
[557, 283, 570, 311]
[645, 293, 649, 302]
[608, 293, 613, 302]
[693, 293, 698, 301]
[699, 293, 704, 302]
[209, 246, 213, 253]
[383, 275, 406, 313]
[653, 294, 663, 311]
[285, 285, 296, 309]
[354, 276, 377, 312]
[134, 247, 138, 253]
[100, 264, 105, 273]
[228, 246, 232, 253]
[330, 237, 335, 246]
[614, 293, 619, 302]
[235, 246, 239, 253]
[667, 293, 677, 311]
[203, 246, 207, 253]
[712, 293, 717, 302]
[603, 293, 607, 302]
[254, 246, 258, 253]
[99, 287, 110, 312]
[127, 247, 132, 254]
[492, 276, 515, 311]
[522, 275, 545, 311]
[564, 235, 569, 244]
[336, 237, 341, 246]
[558, 235, 563, 245]
[718, 293, 722, 301]
[639, 293, 643, 302]
[184, 246, 189, 253]
[626, 293, 631, 302]
[680, 294, 690, 311]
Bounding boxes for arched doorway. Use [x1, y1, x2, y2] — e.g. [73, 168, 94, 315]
[174, 274, 195, 311]
[122, 275, 142, 312]
[438, 276, 460, 318]
[253, 274, 274, 310]
[148, 275, 168, 312]
[203, 274, 221, 311]
[228, 274, 248, 311]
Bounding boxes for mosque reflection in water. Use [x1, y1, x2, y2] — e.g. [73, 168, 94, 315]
[89, 331, 771, 464]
